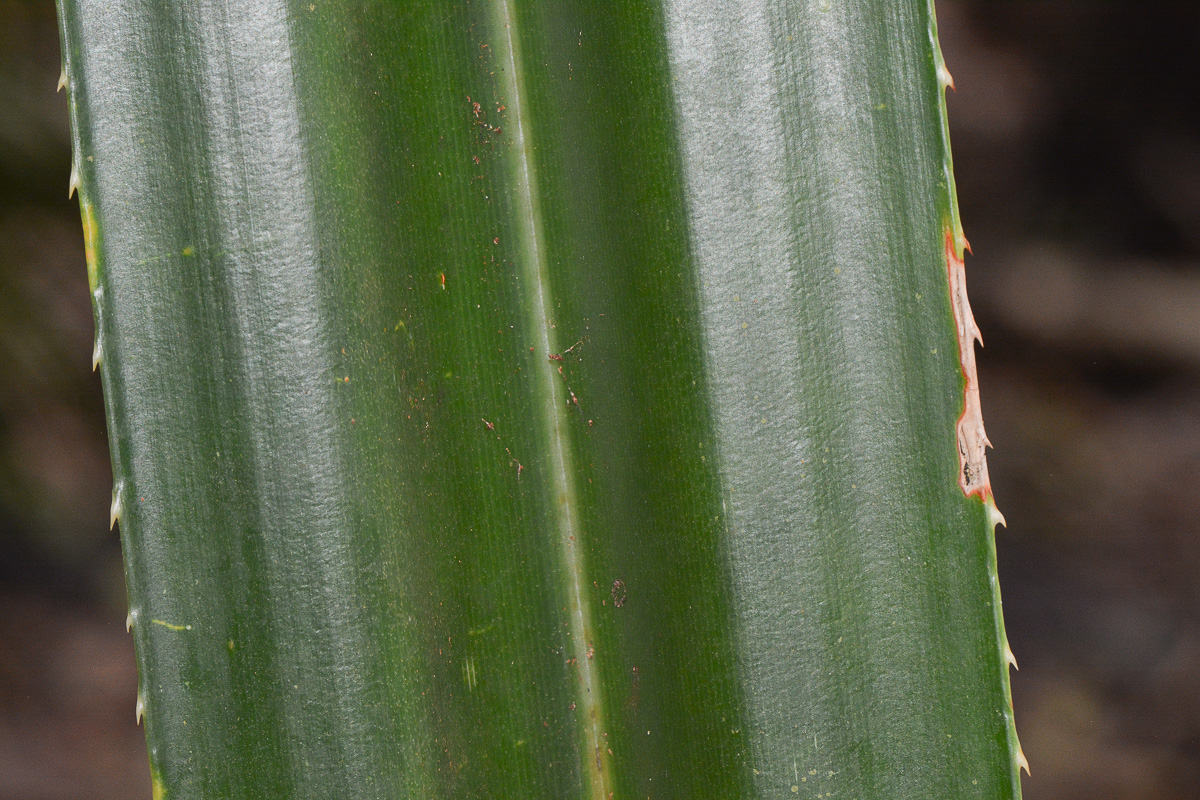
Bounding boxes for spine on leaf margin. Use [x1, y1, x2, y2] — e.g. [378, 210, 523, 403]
[57, 7, 167, 799]
[929, 0, 1028, 783]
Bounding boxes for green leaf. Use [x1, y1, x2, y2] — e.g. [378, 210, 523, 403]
[58, 0, 1022, 798]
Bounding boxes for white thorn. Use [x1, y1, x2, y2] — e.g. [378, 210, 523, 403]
[135, 694, 145, 725]
[937, 61, 955, 91]
[125, 611, 133, 632]
[92, 335, 102, 371]
[1015, 747, 1030, 776]
[1005, 644, 1018, 671]
[57, 69, 67, 92]
[986, 500, 1007, 530]
[109, 490, 122, 530]
[68, 162, 79, 199]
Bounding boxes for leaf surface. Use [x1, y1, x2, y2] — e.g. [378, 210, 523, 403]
[58, 1, 1021, 797]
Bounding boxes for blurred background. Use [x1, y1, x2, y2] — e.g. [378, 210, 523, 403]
[0, 2, 1195, 798]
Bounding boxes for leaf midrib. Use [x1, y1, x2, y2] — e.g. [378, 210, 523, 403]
[492, 3, 612, 797]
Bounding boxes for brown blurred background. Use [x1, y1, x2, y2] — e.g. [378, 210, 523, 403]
[0, 2, 1196, 798]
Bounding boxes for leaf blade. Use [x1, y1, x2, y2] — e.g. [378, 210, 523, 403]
[58, 0, 1021, 798]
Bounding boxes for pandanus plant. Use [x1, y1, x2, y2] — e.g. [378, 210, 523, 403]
[57, 0, 1024, 797]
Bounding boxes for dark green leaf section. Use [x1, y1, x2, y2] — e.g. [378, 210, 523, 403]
[58, 1, 1020, 799]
